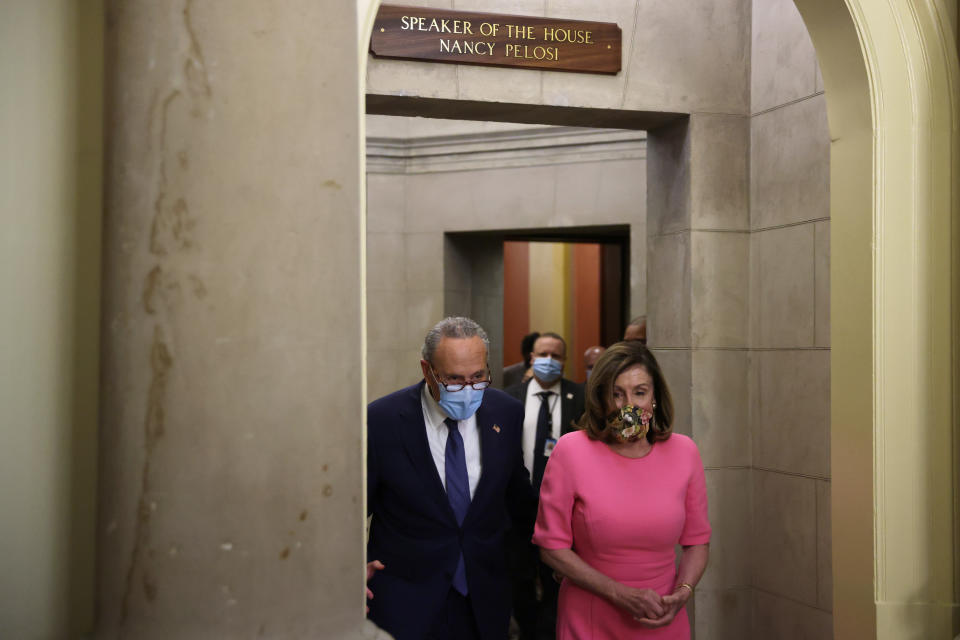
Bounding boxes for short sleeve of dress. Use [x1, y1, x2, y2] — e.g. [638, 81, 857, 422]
[531, 434, 576, 549]
[678, 438, 711, 546]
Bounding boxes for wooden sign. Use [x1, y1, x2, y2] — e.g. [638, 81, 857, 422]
[370, 5, 621, 75]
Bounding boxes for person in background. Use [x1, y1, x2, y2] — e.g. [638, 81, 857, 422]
[623, 315, 647, 345]
[504, 332, 585, 640]
[366, 317, 535, 640]
[503, 331, 541, 389]
[533, 341, 710, 639]
[582, 345, 605, 382]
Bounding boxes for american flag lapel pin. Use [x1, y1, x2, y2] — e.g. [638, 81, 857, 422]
[566, 392, 574, 400]
[493, 424, 501, 433]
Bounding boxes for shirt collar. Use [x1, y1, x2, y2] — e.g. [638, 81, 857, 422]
[529, 376, 561, 395]
[421, 382, 450, 429]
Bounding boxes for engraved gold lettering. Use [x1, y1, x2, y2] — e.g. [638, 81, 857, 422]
[507, 24, 535, 39]
[505, 43, 558, 60]
[542, 27, 591, 43]
[463, 21, 474, 35]
[440, 39, 496, 56]
[400, 16, 412, 30]
[479, 22, 499, 37]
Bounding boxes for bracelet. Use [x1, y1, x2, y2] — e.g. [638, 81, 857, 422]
[674, 582, 694, 595]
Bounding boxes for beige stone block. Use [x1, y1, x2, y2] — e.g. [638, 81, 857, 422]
[750, 94, 830, 230]
[753, 349, 830, 477]
[367, 288, 409, 351]
[814, 220, 830, 348]
[752, 471, 818, 605]
[622, 0, 749, 114]
[751, 224, 815, 348]
[405, 233, 444, 291]
[699, 470, 750, 590]
[597, 159, 646, 220]
[406, 290, 446, 347]
[541, 0, 637, 109]
[815, 58, 824, 94]
[650, 349, 691, 436]
[689, 115, 749, 231]
[444, 235, 473, 293]
[629, 223, 647, 319]
[468, 239, 505, 294]
[817, 479, 833, 611]
[366, 232, 406, 292]
[692, 351, 749, 468]
[554, 162, 602, 219]
[458, 66, 544, 104]
[443, 288, 471, 317]
[542, 70, 626, 111]
[404, 171, 480, 232]
[693, 588, 751, 640]
[465, 166, 557, 230]
[367, 348, 404, 401]
[752, 589, 833, 639]
[366, 173, 405, 234]
[454, 0, 544, 13]
[366, 58, 459, 100]
[750, 0, 818, 114]
[691, 232, 749, 348]
[648, 233, 690, 348]
[647, 119, 690, 236]
[553, 157, 646, 226]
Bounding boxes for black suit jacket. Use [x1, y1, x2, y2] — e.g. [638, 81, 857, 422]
[366, 381, 535, 640]
[504, 377, 586, 440]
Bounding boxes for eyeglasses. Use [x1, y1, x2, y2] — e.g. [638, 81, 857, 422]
[431, 367, 491, 392]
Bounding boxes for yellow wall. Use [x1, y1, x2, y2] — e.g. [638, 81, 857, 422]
[527, 242, 573, 377]
[0, 1, 102, 636]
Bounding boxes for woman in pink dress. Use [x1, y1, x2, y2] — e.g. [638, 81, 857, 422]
[532, 341, 710, 639]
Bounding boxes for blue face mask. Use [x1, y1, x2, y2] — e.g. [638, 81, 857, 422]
[431, 370, 485, 421]
[532, 356, 563, 383]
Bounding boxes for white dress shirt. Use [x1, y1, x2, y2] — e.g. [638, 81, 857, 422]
[521, 378, 562, 475]
[421, 384, 482, 499]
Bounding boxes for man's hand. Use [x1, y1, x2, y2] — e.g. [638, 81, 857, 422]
[365, 560, 384, 613]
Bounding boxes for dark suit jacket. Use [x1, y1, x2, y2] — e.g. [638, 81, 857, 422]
[366, 381, 535, 640]
[504, 377, 586, 440]
[501, 361, 527, 389]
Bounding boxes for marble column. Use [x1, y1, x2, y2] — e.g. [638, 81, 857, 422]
[98, 2, 377, 638]
[646, 113, 752, 639]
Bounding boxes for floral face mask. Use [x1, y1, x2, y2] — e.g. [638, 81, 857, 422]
[606, 404, 652, 443]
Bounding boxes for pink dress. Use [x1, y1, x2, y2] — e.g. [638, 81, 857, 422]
[532, 430, 711, 639]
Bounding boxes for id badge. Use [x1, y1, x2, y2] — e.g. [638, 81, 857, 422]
[543, 438, 557, 457]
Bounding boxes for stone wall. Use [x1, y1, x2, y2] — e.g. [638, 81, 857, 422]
[366, 118, 647, 399]
[749, 0, 832, 636]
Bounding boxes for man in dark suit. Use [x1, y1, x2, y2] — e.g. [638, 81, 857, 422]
[501, 331, 539, 389]
[504, 332, 585, 640]
[366, 317, 535, 640]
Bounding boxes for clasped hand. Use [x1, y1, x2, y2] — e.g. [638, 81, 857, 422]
[615, 584, 688, 628]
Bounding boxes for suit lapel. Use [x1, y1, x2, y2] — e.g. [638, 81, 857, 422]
[397, 383, 456, 521]
[560, 379, 576, 435]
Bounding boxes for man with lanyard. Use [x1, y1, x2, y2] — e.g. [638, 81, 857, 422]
[504, 332, 585, 640]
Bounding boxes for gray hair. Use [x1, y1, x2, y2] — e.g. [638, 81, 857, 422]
[421, 317, 490, 364]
